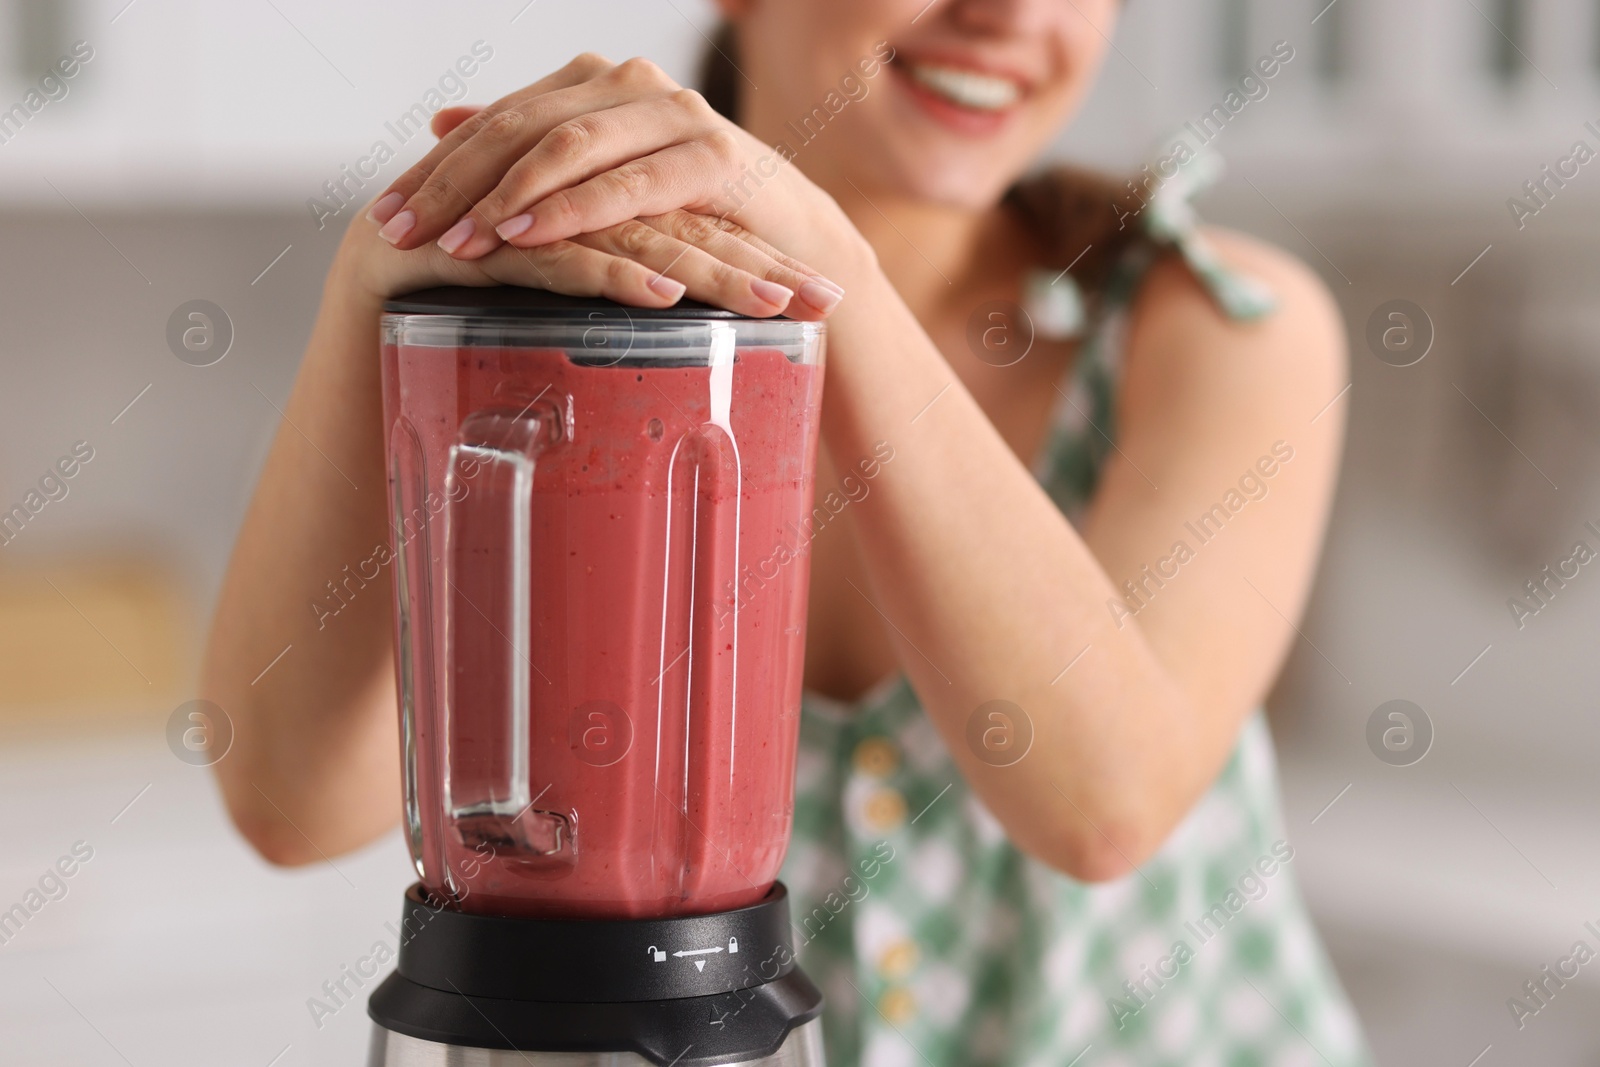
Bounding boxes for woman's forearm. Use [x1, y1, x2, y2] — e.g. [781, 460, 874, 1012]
[820, 268, 1201, 880]
[201, 256, 401, 864]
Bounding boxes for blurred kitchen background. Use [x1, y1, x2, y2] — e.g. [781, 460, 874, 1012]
[2, 0, 1598, 1063]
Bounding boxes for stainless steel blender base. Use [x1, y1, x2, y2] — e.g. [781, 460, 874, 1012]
[366, 1017, 825, 1066]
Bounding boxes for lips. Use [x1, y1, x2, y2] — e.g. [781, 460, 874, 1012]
[904, 62, 1023, 111]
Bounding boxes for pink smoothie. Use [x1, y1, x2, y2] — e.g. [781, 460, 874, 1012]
[381, 340, 823, 919]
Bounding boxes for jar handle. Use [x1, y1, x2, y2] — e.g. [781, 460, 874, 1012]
[442, 403, 570, 859]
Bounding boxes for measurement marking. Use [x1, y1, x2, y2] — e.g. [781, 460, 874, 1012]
[251, 643, 293, 686]
[910, 382, 952, 424]
[111, 383, 153, 425]
[251, 244, 293, 285]
[1451, 643, 1492, 686]
[910, 782, 953, 825]
[1051, 645, 1091, 685]
[1310, 782, 1352, 825]
[1451, 244, 1493, 286]
[111, 783, 153, 824]
[1310, 382, 1351, 424]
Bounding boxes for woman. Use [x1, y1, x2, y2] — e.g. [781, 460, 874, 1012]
[202, 0, 1370, 1062]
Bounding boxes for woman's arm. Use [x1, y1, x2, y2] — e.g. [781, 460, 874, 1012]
[201, 259, 401, 864]
[816, 227, 1346, 880]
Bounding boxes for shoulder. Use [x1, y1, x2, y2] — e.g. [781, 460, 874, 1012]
[1120, 226, 1347, 424]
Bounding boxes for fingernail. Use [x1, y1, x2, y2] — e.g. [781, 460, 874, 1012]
[750, 279, 794, 308]
[496, 214, 534, 240]
[378, 210, 416, 245]
[812, 276, 846, 297]
[648, 275, 687, 301]
[367, 191, 404, 224]
[799, 279, 843, 314]
[438, 217, 475, 255]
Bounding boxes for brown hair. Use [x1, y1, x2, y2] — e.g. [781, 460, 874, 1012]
[697, 23, 1137, 292]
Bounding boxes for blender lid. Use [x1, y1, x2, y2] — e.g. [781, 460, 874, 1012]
[383, 285, 777, 321]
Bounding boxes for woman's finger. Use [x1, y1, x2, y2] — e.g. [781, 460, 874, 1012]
[429, 105, 484, 140]
[368, 52, 615, 228]
[476, 238, 687, 308]
[504, 138, 737, 248]
[442, 92, 711, 260]
[573, 219, 793, 318]
[379, 57, 684, 251]
[639, 212, 842, 318]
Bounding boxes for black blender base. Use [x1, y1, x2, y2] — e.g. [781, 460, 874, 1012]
[367, 1006, 825, 1066]
[366, 883, 824, 1067]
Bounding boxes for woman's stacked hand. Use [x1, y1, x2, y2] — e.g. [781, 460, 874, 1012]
[339, 53, 869, 318]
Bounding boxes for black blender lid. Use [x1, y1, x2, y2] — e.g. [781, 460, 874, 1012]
[383, 285, 766, 321]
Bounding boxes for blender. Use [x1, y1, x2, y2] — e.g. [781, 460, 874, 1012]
[366, 286, 828, 1066]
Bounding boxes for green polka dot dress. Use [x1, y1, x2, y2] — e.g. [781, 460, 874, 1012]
[780, 149, 1373, 1067]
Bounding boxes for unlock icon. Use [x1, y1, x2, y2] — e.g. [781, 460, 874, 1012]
[647, 945, 666, 962]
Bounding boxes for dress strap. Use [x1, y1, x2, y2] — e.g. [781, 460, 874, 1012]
[1137, 144, 1278, 323]
[1023, 136, 1278, 345]
[1024, 137, 1280, 507]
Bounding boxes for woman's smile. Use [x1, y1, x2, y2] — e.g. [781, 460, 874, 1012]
[890, 52, 1031, 136]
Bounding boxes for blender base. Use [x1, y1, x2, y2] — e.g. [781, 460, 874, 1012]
[366, 1017, 825, 1067]
[366, 883, 824, 1067]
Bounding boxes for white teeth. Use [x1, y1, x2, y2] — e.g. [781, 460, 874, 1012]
[908, 63, 1021, 111]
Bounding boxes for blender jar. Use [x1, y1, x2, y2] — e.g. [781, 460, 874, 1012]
[379, 287, 825, 920]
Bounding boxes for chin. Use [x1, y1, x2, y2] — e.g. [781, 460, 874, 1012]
[884, 154, 1016, 210]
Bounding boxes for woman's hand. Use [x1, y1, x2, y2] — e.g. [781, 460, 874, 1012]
[364, 54, 873, 314]
[333, 96, 839, 319]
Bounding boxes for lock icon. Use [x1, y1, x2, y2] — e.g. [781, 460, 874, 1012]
[647, 945, 666, 962]
[728, 936, 739, 954]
